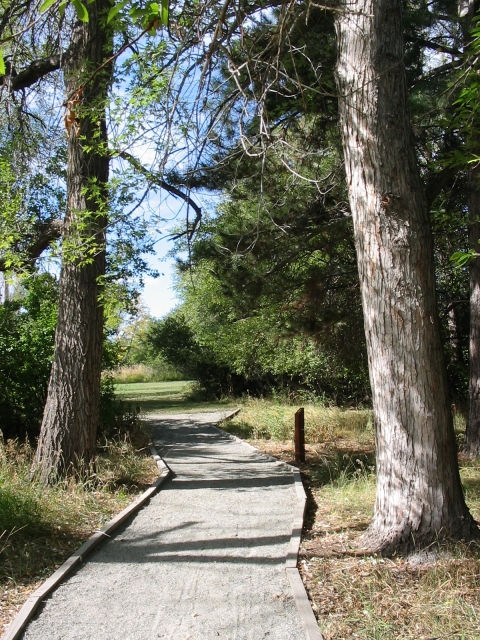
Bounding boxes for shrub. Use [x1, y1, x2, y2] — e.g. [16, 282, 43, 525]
[0, 275, 57, 439]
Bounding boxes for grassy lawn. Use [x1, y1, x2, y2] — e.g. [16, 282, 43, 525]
[219, 398, 480, 640]
[114, 380, 238, 414]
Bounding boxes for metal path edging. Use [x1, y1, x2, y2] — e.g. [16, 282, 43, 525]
[212, 415, 323, 640]
[1, 446, 171, 640]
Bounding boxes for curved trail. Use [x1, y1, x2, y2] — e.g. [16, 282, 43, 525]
[22, 413, 306, 640]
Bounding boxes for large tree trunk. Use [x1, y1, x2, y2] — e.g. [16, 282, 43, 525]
[31, 3, 112, 483]
[334, 0, 477, 553]
[466, 155, 480, 455]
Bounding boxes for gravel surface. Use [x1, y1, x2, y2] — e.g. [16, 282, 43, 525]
[22, 413, 305, 640]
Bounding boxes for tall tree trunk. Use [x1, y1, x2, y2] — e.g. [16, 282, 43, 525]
[466, 155, 480, 455]
[334, 0, 477, 553]
[31, 3, 112, 482]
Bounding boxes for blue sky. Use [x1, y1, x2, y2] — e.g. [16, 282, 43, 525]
[141, 244, 179, 318]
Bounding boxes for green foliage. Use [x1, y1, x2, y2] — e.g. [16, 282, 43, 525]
[168, 143, 370, 402]
[0, 144, 66, 274]
[109, 307, 184, 381]
[0, 273, 141, 440]
[450, 249, 477, 267]
[157, 6, 370, 403]
[0, 274, 58, 439]
[0, 157, 24, 271]
[146, 313, 245, 396]
[112, 363, 184, 383]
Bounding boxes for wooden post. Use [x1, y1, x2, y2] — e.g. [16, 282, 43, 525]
[294, 407, 305, 464]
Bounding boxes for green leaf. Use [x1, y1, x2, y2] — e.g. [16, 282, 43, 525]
[107, 0, 129, 22]
[129, 6, 146, 19]
[71, 0, 89, 22]
[149, 2, 159, 12]
[450, 250, 477, 267]
[161, 0, 168, 25]
[0, 50, 5, 76]
[59, 1, 68, 16]
[39, 0, 58, 13]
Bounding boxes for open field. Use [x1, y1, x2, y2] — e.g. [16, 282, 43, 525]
[220, 401, 480, 640]
[112, 364, 184, 384]
[114, 380, 238, 414]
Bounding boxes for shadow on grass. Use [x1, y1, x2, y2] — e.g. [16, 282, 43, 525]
[303, 449, 376, 490]
[0, 487, 84, 583]
[222, 420, 257, 440]
[301, 449, 376, 535]
[115, 381, 236, 415]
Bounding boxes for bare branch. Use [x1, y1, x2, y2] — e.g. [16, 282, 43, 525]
[1, 54, 62, 92]
[115, 150, 202, 239]
[0, 218, 63, 272]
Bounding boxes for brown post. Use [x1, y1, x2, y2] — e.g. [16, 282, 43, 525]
[294, 407, 305, 464]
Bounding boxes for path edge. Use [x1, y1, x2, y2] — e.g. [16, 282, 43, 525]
[1, 446, 171, 640]
[213, 417, 323, 640]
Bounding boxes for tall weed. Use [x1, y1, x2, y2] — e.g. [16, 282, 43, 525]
[226, 397, 373, 443]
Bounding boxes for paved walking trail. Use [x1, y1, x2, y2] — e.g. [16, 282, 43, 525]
[22, 413, 307, 640]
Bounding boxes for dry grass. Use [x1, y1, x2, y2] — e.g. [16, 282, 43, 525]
[222, 401, 480, 640]
[0, 433, 158, 635]
[227, 396, 373, 443]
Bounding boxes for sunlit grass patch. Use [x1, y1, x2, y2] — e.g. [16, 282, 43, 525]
[114, 380, 237, 414]
[112, 364, 184, 384]
[224, 396, 374, 444]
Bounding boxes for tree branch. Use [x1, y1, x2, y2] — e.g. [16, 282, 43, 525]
[414, 58, 464, 83]
[0, 218, 63, 272]
[1, 55, 62, 92]
[116, 150, 202, 239]
[407, 37, 461, 57]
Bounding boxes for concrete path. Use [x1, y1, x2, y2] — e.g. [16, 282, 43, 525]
[21, 413, 306, 640]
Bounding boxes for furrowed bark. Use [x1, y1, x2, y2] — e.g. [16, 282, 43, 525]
[334, 0, 477, 553]
[31, 2, 112, 483]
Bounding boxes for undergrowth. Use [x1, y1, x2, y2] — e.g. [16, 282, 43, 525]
[224, 396, 373, 443]
[112, 364, 184, 384]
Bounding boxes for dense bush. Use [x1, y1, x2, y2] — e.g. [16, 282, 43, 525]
[112, 310, 185, 382]
[146, 314, 250, 397]
[145, 311, 371, 402]
[0, 274, 136, 441]
[0, 274, 57, 439]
